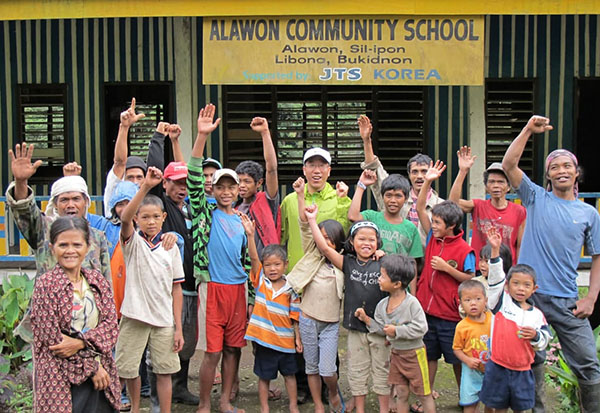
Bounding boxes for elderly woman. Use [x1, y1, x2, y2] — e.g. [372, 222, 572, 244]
[30, 216, 120, 412]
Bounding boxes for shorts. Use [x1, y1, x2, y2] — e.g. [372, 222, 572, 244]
[299, 314, 339, 377]
[423, 314, 460, 364]
[388, 347, 431, 397]
[459, 363, 484, 406]
[199, 282, 247, 353]
[253, 343, 298, 380]
[480, 360, 535, 411]
[346, 330, 390, 396]
[116, 316, 180, 378]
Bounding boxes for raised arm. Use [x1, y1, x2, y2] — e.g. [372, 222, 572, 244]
[251, 117, 278, 198]
[358, 115, 375, 164]
[192, 103, 221, 158]
[168, 124, 185, 163]
[9, 143, 43, 201]
[120, 166, 163, 241]
[293, 177, 307, 222]
[449, 146, 476, 213]
[348, 169, 376, 222]
[502, 116, 552, 189]
[113, 98, 145, 179]
[305, 204, 344, 270]
[416, 160, 446, 235]
[239, 211, 260, 277]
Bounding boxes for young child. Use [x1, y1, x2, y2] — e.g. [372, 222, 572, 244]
[452, 279, 492, 413]
[187, 104, 252, 413]
[286, 177, 346, 413]
[306, 204, 389, 413]
[116, 166, 185, 413]
[415, 161, 476, 408]
[480, 234, 551, 413]
[348, 169, 424, 293]
[244, 242, 302, 413]
[355, 254, 436, 413]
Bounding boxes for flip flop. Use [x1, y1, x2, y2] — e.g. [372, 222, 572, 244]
[268, 387, 282, 401]
[409, 400, 423, 413]
[213, 371, 222, 385]
[328, 384, 346, 413]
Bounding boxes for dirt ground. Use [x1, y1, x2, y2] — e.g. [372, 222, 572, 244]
[138, 327, 560, 413]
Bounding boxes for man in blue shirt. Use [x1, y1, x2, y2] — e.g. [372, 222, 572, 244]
[503, 115, 600, 413]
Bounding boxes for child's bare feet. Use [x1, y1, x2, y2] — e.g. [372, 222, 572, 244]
[289, 403, 300, 413]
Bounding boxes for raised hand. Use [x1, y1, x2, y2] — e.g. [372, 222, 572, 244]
[424, 160, 447, 182]
[292, 177, 305, 194]
[156, 122, 171, 135]
[238, 211, 256, 237]
[250, 117, 269, 134]
[525, 116, 553, 134]
[360, 169, 377, 187]
[357, 115, 373, 141]
[120, 97, 145, 128]
[197, 103, 221, 135]
[486, 226, 502, 251]
[63, 162, 82, 177]
[457, 146, 477, 171]
[9, 143, 43, 182]
[168, 124, 182, 141]
[336, 181, 349, 198]
[143, 166, 163, 188]
[304, 204, 318, 221]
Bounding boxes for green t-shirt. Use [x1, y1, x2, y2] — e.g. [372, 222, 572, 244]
[361, 210, 424, 258]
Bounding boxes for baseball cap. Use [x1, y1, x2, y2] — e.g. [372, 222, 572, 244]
[212, 168, 240, 185]
[202, 157, 222, 170]
[125, 156, 147, 173]
[486, 162, 505, 174]
[303, 148, 331, 164]
[164, 161, 188, 181]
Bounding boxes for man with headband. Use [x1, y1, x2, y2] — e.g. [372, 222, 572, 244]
[503, 115, 600, 412]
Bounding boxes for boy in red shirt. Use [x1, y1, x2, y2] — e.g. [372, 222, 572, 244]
[415, 160, 476, 407]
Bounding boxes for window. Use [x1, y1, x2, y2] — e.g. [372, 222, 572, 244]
[127, 103, 165, 159]
[17, 84, 68, 181]
[486, 79, 536, 179]
[223, 85, 426, 183]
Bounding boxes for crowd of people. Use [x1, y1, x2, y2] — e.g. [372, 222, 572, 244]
[7, 100, 600, 413]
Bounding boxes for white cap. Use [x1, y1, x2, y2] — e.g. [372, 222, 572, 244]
[303, 148, 331, 164]
[212, 168, 240, 184]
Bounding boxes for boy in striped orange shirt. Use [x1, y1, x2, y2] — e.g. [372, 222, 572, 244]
[245, 243, 303, 413]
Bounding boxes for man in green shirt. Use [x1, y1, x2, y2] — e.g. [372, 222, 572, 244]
[280, 147, 351, 270]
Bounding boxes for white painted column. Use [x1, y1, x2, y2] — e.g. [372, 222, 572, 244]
[174, 17, 194, 153]
[467, 86, 486, 199]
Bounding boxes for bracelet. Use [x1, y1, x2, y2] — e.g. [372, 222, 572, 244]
[357, 181, 367, 190]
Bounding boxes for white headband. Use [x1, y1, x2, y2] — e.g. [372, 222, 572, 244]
[44, 176, 91, 217]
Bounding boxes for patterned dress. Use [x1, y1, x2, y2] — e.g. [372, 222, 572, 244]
[30, 265, 120, 412]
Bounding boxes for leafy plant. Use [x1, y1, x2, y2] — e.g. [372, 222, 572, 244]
[0, 273, 34, 412]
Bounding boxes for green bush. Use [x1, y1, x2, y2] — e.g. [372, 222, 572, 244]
[0, 273, 34, 412]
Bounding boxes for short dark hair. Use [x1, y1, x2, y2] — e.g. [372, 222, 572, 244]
[458, 279, 487, 299]
[344, 221, 383, 255]
[483, 170, 508, 185]
[407, 153, 433, 173]
[380, 174, 410, 198]
[380, 254, 416, 289]
[507, 264, 537, 284]
[50, 216, 90, 245]
[261, 244, 288, 263]
[480, 243, 512, 274]
[235, 160, 264, 184]
[318, 219, 346, 252]
[139, 194, 165, 212]
[431, 201, 463, 235]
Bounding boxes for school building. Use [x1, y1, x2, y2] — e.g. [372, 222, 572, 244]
[0, 0, 599, 262]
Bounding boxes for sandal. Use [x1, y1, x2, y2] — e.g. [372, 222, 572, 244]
[268, 387, 282, 401]
[213, 371, 222, 385]
[409, 400, 423, 413]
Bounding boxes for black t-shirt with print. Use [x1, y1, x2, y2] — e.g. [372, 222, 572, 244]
[342, 255, 386, 333]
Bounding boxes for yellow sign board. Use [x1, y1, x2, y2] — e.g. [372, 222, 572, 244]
[203, 16, 484, 85]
